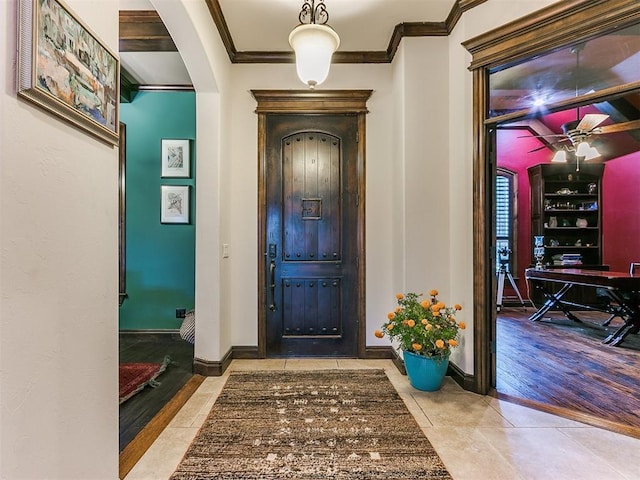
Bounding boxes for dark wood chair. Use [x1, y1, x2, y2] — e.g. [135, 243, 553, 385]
[601, 262, 640, 326]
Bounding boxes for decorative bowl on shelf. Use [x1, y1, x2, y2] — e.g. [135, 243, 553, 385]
[556, 188, 576, 195]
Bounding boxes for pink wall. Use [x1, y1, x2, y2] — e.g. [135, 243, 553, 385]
[497, 128, 640, 298]
[497, 129, 549, 294]
[602, 151, 640, 271]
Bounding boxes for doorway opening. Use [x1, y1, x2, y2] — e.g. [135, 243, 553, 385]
[493, 101, 640, 433]
[464, 0, 640, 435]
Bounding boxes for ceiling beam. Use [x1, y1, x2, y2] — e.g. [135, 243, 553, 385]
[498, 121, 560, 153]
[595, 98, 640, 142]
[119, 10, 177, 52]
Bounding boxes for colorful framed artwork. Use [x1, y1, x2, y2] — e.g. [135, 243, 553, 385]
[161, 139, 191, 178]
[16, 0, 120, 146]
[161, 185, 190, 224]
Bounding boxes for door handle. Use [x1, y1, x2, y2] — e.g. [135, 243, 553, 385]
[269, 260, 277, 311]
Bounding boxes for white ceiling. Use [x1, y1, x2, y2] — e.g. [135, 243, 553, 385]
[120, 51, 192, 85]
[119, 0, 457, 85]
[220, 0, 456, 51]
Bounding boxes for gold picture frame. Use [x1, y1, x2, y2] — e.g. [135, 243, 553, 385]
[17, 0, 120, 146]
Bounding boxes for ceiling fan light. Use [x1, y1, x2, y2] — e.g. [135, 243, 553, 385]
[584, 146, 601, 160]
[551, 150, 567, 163]
[576, 141, 591, 157]
[289, 24, 340, 89]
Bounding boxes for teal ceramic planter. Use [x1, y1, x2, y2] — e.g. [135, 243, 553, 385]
[403, 350, 449, 391]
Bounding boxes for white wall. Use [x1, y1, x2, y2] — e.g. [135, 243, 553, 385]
[225, 63, 395, 349]
[399, 37, 452, 295]
[1, 0, 119, 478]
[164, 0, 559, 375]
[0, 1, 565, 477]
[391, 38, 407, 296]
[443, 0, 558, 370]
[139, 0, 561, 377]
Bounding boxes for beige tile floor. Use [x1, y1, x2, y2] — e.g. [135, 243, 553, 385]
[125, 359, 640, 480]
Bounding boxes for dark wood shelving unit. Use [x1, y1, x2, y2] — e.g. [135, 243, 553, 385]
[528, 163, 606, 307]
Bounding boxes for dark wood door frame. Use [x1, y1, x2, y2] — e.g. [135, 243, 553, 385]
[252, 90, 372, 359]
[463, 0, 640, 395]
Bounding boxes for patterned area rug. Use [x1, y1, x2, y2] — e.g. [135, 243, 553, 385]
[119, 355, 171, 404]
[170, 369, 452, 479]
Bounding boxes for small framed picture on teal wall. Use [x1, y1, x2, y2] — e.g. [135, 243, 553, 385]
[161, 185, 190, 224]
[161, 139, 190, 178]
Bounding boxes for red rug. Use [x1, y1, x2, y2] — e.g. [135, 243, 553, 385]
[119, 355, 171, 404]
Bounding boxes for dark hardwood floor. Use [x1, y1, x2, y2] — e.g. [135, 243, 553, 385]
[119, 332, 195, 452]
[497, 307, 640, 437]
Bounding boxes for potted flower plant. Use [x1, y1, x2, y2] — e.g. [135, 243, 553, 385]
[375, 290, 464, 391]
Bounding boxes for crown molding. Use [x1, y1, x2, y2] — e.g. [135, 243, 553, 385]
[206, 0, 487, 64]
[446, 0, 487, 33]
[120, 66, 139, 103]
[386, 22, 448, 60]
[204, 0, 238, 61]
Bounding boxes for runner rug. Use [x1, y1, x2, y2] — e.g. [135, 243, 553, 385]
[170, 369, 452, 479]
[119, 355, 172, 404]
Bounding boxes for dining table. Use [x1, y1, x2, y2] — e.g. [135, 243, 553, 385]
[525, 267, 640, 347]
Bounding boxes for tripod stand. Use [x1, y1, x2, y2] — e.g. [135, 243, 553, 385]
[496, 249, 526, 312]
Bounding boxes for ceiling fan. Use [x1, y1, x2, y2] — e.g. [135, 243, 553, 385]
[520, 41, 640, 165]
[524, 113, 640, 155]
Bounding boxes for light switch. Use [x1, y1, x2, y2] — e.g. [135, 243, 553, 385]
[223, 243, 229, 258]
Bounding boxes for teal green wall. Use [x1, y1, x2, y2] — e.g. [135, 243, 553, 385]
[119, 91, 196, 330]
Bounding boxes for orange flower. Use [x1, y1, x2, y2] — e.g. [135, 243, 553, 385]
[407, 319, 415, 327]
[412, 343, 422, 351]
[396, 293, 404, 300]
[374, 330, 384, 338]
[454, 304, 462, 311]
[448, 339, 458, 347]
[458, 321, 466, 330]
[436, 302, 445, 310]
[387, 324, 394, 331]
[402, 320, 408, 326]
[432, 310, 441, 317]
[435, 339, 445, 349]
[387, 312, 396, 320]
[429, 289, 439, 296]
[395, 307, 403, 314]
[425, 323, 433, 331]
[421, 319, 428, 325]
[430, 305, 440, 312]
[420, 300, 431, 309]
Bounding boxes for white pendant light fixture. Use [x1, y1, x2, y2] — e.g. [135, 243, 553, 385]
[575, 140, 591, 157]
[289, 0, 340, 89]
[584, 145, 601, 161]
[551, 149, 567, 163]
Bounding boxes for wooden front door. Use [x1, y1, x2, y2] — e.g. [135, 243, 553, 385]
[263, 113, 360, 357]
